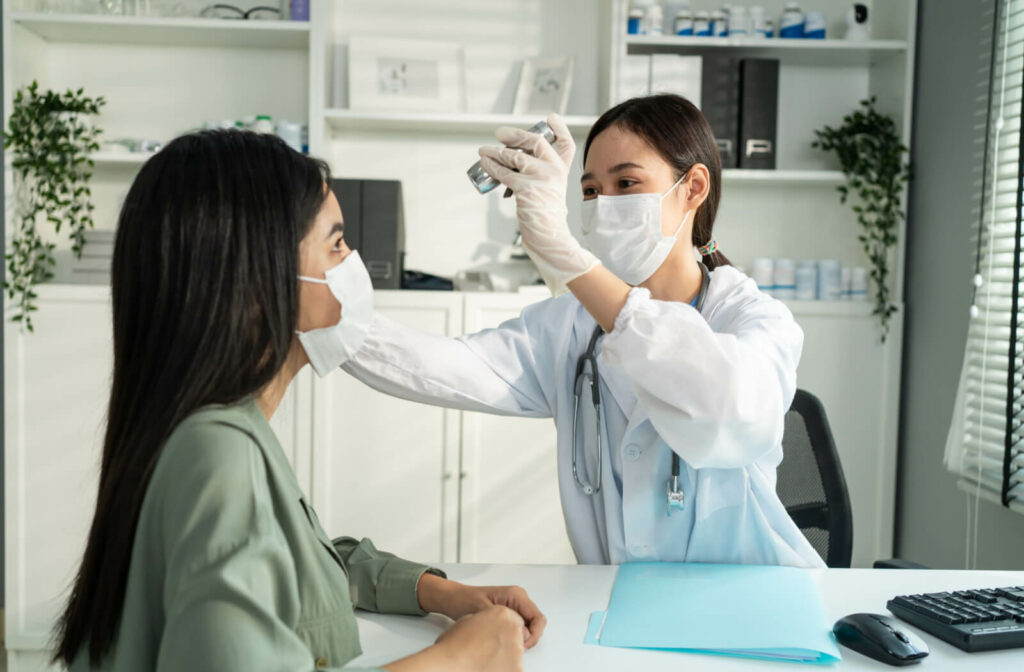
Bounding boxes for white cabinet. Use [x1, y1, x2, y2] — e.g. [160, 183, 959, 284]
[310, 291, 463, 563]
[458, 293, 575, 564]
[3, 287, 111, 652]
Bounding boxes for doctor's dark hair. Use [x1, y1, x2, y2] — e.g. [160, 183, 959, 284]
[52, 130, 331, 667]
[583, 93, 731, 271]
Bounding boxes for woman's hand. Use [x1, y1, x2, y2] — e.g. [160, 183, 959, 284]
[383, 604, 524, 672]
[417, 573, 547, 649]
[434, 605, 525, 672]
[477, 113, 599, 295]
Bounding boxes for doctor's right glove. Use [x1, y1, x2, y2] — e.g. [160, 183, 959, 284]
[477, 113, 600, 296]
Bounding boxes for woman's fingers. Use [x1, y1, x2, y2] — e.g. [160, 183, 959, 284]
[489, 586, 547, 649]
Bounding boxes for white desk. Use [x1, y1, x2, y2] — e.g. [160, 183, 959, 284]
[348, 564, 1024, 671]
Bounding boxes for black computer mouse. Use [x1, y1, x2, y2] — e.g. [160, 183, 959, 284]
[833, 613, 930, 666]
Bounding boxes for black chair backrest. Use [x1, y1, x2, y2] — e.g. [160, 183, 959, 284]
[777, 389, 853, 568]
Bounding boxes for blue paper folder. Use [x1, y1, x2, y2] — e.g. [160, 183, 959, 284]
[584, 562, 842, 664]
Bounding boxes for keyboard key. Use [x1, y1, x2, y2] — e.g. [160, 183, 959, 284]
[968, 590, 998, 603]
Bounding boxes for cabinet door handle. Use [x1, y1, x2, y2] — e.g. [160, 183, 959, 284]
[459, 471, 468, 480]
[443, 472, 453, 481]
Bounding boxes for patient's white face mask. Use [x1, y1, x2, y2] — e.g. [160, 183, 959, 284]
[579, 174, 690, 286]
[296, 250, 374, 377]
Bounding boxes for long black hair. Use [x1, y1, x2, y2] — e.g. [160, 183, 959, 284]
[583, 93, 731, 270]
[52, 130, 330, 666]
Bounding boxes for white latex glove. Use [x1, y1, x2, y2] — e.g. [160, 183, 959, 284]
[477, 113, 599, 296]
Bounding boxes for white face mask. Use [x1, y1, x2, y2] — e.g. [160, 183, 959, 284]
[579, 174, 690, 286]
[296, 249, 374, 377]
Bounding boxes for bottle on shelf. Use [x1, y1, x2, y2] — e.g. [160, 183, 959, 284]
[727, 5, 748, 37]
[710, 9, 728, 37]
[694, 10, 712, 36]
[647, 2, 664, 36]
[749, 6, 769, 39]
[627, 6, 645, 34]
[674, 5, 694, 36]
[803, 10, 826, 39]
[252, 114, 274, 134]
[779, 2, 805, 39]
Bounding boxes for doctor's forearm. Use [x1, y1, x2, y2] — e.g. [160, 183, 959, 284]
[567, 264, 632, 333]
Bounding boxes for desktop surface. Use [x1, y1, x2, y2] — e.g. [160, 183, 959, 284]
[349, 563, 1024, 671]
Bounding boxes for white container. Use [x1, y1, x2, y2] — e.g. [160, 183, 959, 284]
[252, 115, 274, 134]
[804, 10, 826, 38]
[841, 267, 853, 300]
[779, 1, 803, 38]
[749, 6, 768, 38]
[850, 267, 870, 301]
[674, 8, 694, 35]
[627, 8, 645, 34]
[694, 10, 711, 36]
[751, 258, 774, 295]
[818, 259, 842, 301]
[647, 3, 664, 35]
[710, 9, 728, 36]
[277, 120, 303, 152]
[795, 261, 818, 300]
[773, 258, 796, 300]
[728, 6, 748, 36]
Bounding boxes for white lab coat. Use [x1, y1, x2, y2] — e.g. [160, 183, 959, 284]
[343, 265, 825, 568]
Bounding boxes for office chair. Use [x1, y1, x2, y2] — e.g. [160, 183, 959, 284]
[777, 389, 854, 568]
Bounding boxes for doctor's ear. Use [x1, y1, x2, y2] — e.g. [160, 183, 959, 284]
[682, 164, 711, 208]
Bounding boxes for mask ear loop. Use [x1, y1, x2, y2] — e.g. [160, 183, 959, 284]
[663, 170, 692, 240]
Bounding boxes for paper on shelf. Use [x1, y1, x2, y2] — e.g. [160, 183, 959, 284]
[583, 562, 841, 665]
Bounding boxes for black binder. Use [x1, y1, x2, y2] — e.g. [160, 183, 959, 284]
[700, 56, 740, 169]
[738, 58, 779, 170]
[329, 178, 405, 290]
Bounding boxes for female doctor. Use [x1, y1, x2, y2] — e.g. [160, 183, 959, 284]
[328, 94, 822, 568]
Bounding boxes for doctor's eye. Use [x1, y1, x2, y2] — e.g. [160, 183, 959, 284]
[618, 179, 639, 190]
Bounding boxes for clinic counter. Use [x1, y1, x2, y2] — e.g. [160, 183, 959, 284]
[347, 563, 1024, 671]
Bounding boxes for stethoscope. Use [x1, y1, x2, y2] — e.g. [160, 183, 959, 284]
[571, 262, 711, 516]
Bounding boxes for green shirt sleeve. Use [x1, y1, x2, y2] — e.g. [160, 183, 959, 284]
[332, 536, 447, 616]
[154, 420, 387, 672]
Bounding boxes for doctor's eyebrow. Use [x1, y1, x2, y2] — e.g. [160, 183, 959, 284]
[580, 162, 646, 182]
[325, 222, 344, 239]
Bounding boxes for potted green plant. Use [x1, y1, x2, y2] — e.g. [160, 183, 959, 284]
[813, 96, 911, 342]
[3, 81, 105, 332]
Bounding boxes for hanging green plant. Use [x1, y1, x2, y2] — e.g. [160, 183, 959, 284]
[3, 81, 105, 332]
[812, 96, 910, 342]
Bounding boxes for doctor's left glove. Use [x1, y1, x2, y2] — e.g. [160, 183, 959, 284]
[478, 113, 599, 296]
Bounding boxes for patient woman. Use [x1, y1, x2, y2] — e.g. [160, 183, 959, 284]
[52, 130, 543, 672]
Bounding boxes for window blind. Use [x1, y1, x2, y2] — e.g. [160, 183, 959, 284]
[946, 0, 1024, 516]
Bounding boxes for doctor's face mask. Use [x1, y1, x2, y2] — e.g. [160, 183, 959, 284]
[295, 191, 374, 377]
[579, 124, 696, 285]
[580, 94, 726, 276]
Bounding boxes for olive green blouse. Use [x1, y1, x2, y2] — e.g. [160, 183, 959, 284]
[69, 397, 443, 671]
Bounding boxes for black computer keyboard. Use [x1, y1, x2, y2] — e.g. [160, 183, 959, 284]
[887, 587, 1024, 652]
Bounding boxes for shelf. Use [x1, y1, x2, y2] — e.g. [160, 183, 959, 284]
[11, 12, 310, 49]
[89, 151, 155, 166]
[324, 110, 600, 134]
[722, 169, 844, 184]
[625, 36, 907, 67]
[783, 300, 875, 317]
